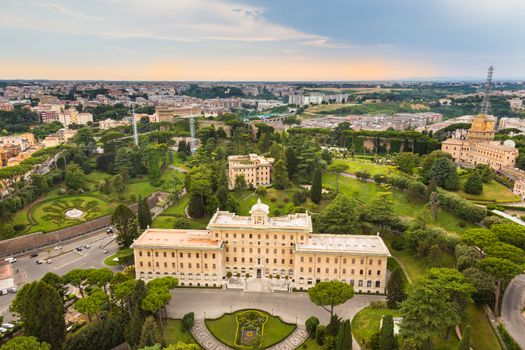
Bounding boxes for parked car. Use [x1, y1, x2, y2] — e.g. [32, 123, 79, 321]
[46, 259, 52, 264]
[106, 227, 114, 234]
[0, 327, 7, 333]
[4, 257, 16, 264]
[7, 288, 17, 293]
[84, 245, 90, 249]
[2, 323, 14, 329]
[36, 260, 43, 265]
[54, 246, 62, 250]
[0, 289, 8, 295]
[75, 247, 82, 252]
[30, 252, 39, 258]
[103, 249, 109, 254]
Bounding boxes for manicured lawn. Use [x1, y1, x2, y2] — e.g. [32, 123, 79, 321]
[163, 196, 190, 216]
[302, 338, 323, 349]
[351, 306, 402, 347]
[461, 304, 502, 350]
[164, 319, 201, 347]
[331, 158, 401, 177]
[152, 215, 208, 230]
[104, 248, 133, 266]
[456, 176, 518, 203]
[205, 310, 295, 349]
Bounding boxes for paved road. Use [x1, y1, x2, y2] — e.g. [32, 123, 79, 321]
[167, 289, 384, 349]
[0, 231, 120, 321]
[501, 274, 525, 348]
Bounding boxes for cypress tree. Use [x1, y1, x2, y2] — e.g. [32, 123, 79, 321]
[311, 167, 322, 204]
[125, 305, 144, 349]
[139, 316, 161, 348]
[464, 172, 483, 195]
[335, 319, 352, 350]
[386, 268, 406, 309]
[379, 314, 397, 350]
[459, 325, 471, 350]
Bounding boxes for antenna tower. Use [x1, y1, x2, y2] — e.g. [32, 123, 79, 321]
[480, 65, 494, 115]
[189, 109, 196, 155]
[132, 105, 139, 147]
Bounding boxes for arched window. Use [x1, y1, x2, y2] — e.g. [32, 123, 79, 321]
[367, 280, 372, 288]
[375, 280, 381, 288]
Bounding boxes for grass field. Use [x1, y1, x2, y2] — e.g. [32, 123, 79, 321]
[456, 176, 518, 202]
[104, 248, 133, 266]
[305, 102, 428, 116]
[351, 306, 402, 347]
[152, 195, 209, 230]
[164, 319, 201, 348]
[462, 305, 502, 350]
[205, 310, 295, 349]
[331, 159, 401, 177]
[301, 338, 323, 349]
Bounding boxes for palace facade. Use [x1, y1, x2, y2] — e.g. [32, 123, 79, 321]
[132, 200, 390, 293]
[228, 154, 274, 189]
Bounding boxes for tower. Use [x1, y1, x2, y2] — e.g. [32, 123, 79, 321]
[132, 105, 139, 147]
[480, 65, 494, 116]
[466, 66, 496, 143]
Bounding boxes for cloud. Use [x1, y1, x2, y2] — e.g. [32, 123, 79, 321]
[301, 39, 352, 49]
[104, 46, 136, 55]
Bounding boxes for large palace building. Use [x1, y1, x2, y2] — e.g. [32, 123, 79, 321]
[441, 114, 518, 170]
[228, 154, 273, 189]
[132, 200, 390, 293]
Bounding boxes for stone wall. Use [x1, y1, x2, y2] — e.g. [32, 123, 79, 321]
[0, 193, 162, 258]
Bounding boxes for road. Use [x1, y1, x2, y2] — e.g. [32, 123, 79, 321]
[0, 231, 120, 321]
[501, 274, 525, 348]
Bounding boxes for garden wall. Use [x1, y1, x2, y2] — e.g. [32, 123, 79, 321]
[0, 192, 163, 258]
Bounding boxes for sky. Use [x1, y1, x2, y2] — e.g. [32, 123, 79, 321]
[0, 0, 524, 81]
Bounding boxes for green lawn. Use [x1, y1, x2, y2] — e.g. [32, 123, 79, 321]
[164, 319, 201, 348]
[462, 305, 502, 350]
[104, 248, 133, 266]
[456, 176, 518, 203]
[351, 306, 402, 347]
[205, 310, 295, 349]
[232, 187, 312, 216]
[302, 338, 323, 349]
[153, 195, 209, 230]
[331, 158, 401, 177]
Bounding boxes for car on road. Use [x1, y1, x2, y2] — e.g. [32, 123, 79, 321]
[30, 252, 39, 258]
[0, 289, 8, 295]
[8, 288, 17, 293]
[2, 323, 14, 329]
[106, 227, 114, 234]
[75, 247, 82, 252]
[46, 259, 52, 264]
[54, 246, 62, 250]
[36, 260, 43, 265]
[84, 244, 90, 249]
[0, 327, 7, 333]
[103, 249, 109, 254]
[4, 257, 16, 264]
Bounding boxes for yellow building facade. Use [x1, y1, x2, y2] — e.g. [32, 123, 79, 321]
[228, 154, 274, 189]
[132, 200, 390, 293]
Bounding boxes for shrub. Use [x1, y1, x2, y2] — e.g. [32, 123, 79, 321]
[368, 301, 387, 309]
[315, 325, 326, 346]
[391, 237, 405, 251]
[13, 224, 26, 232]
[270, 197, 277, 202]
[283, 197, 289, 203]
[182, 312, 195, 331]
[435, 188, 487, 223]
[305, 317, 320, 337]
[293, 190, 308, 205]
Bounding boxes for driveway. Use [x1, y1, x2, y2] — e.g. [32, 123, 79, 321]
[501, 274, 525, 348]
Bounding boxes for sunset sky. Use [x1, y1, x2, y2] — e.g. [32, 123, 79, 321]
[1, 0, 524, 81]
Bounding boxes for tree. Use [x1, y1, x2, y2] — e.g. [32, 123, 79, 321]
[426, 156, 459, 190]
[182, 312, 195, 331]
[234, 174, 247, 193]
[326, 315, 341, 336]
[394, 152, 419, 174]
[378, 314, 397, 350]
[464, 172, 483, 195]
[125, 305, 144, 349]
[138, 197, 152, 230]
[64, 269, 89, 298]
[386, 268, 406, 309]
[165, 343, 200, 350]
[305, 316, 320, 338]
[0, 336, 50, 350]
[87, 268, 113, 294]
[64, 163, 86, 190]
[144, 144, 165, 186]
[335, 319, 352, 350]
[461, 228, 497, 257]
[327, 163, 348, 193]
[478, 257, 522, 315]
[428, 191, 440, 220]
[12, 281, 65, 350]
[273, 159, 289, 190]
[285, 147, 298, 180]
[310, 167, 322, 204]
[112, 174, 126, 195]
[74, 288, 108, 322]
[139, 317, 161, 348]
[459, 325, 471, 350]
[316, 195, 361, 234]
[308, 281, 354, 318]
[484, 241, 525, 265]
[490, 223, 525, 250]
[112, 204, 139, 248]
[41, 272, 66, 300]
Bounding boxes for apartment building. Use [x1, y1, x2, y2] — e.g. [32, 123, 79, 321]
[99, 118, 130, 130]
[0, 133, 36, 152]
[132, 200, 390, 293]
[58, 110, 93, 127]
[228, 154, 274, 189]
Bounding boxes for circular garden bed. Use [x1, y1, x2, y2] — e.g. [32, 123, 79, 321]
[205, 309, 296, 349]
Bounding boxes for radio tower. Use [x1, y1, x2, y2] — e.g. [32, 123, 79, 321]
[132, 105, 139, 147]
[189, 110, 196, 155]
[480, 65, 494, 115]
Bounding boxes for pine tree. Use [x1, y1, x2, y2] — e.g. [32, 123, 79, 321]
[139, 316, 160, 348]
[138, 197, 152, 230]
[386, 268, 406, 309]
[464, 172, 483, 195]
[459, 325, 470, 350]
[335, 319, 352, 350]
[125, 305, 144, 349]
[311, 167, 322, 204]
[378, 314, 397, 350]
[272, 159, 289, 190]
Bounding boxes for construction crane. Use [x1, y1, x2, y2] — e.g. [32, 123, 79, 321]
[480, 65, 494, 115]
[189, 110, 196, 155]
[132, 105, 139, 147]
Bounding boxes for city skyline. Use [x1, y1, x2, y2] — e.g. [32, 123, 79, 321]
[1, 0, 524, 81]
